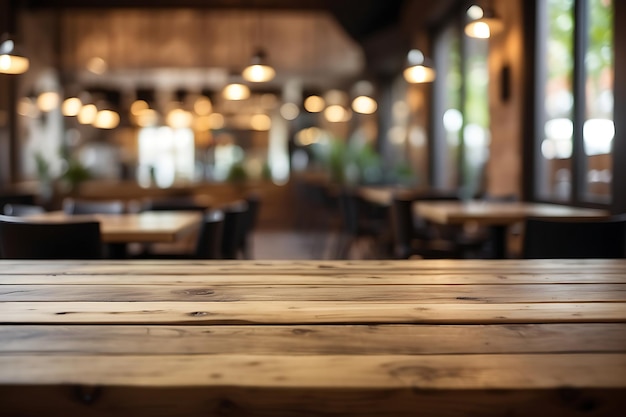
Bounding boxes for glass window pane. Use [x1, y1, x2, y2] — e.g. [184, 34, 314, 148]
[442, 26, 462, 190]
[462, 36, 490, 199]
[539, 0, 574, 201]
[584, 0, 613, 202]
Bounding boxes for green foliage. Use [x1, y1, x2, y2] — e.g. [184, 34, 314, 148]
[61, 157, 91, 189]
[227, 162, 248, 183]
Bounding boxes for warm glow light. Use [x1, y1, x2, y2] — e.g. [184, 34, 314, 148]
[194, 96, 212, 115]
[130, 100, 149, 116]
[465, 13, 504, 39]
[351, 96, 377, 114]
[166, 108, 193, 129]
[0, 38, 29, 74]
[93, 110, 120, 129]
[209, 113, 225, 129]
[403, 65, 437, 83]
[324, 105, 348, 123]
[37, 91, 60, 112]
[250, 114, 272, 131]
[136, 109, 158, 127]
[0, 54, 29, 74]
[222, 83, 250, 101]
[242, 64, 276, 83]
[303, 95, 325, 113]
[62, 97, 82, 116]
[77, 104, 98, 124]
[194, 115, 212, 131]
[280, 102, 300, 120]
[86, 57, 107, 74]
[17, 97, 38, 118]
[467, 5, 484, 19]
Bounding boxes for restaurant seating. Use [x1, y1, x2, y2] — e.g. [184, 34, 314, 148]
[239, 192, 261, 259]
[335, 188, 389, 259]
[63, 198, 125, 215]
[220, 200, 249, 259]
[522, 214, 626, 259]
[2, 203, 45, 216]
[0, 214, 103, 259]
[142, 195, 209, 212]
[136, 209, 225, 259]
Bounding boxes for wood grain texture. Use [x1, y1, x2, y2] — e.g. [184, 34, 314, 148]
[1, 353, 625, 389]
[1, 385, 625, 417]
[1, 258, 624, 275]
[2, 301, 625, 324]
[1, 259, 625, 416]
[2, 283, 626, 303]
[1, 324, 625, 355]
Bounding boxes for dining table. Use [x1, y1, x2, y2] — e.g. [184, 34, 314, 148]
[25, 210, 202, 258]
[1, 258, 625, 416]
[414, 201, 611, 258]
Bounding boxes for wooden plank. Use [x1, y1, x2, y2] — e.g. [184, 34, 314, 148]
[2, 272, 625, 285]
[1, 385, 625, 417]
[2, 301, 625, 324]
[1, 324, 625, 355]
[1, 353, 625, 389]
[1, 259, 625, 275]
[2, 283, 626, 303]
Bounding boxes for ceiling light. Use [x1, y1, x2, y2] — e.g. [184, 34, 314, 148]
[93, 109, 120, 129]
[403, 49, 436, 83]
[242, 50, 275, 83]
[280, 103, 300, 120]
[0, 34, 29, 74]
[250, 114, 271, 131]
[222, 83, 250, 101]
[62, 97, 82, 116]
[37, 91, 60, 112]
[303, 95, 325, 113]
[465, 5, 503, 39]
[77, 104, 98, 124]
[352, 96, 377, 114]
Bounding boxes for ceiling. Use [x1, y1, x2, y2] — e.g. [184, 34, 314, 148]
[18, 0, 459, 98]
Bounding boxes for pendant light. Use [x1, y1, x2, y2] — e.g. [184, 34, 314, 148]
[403, 49, 436, 84]
[242, 49, 275, 83]
[0, 34, 29, 74]
[464, 3, 503, 39]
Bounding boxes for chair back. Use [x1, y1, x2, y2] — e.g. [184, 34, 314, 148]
[194, 209, 225, 259]
[2, 203, 45, 216]
[143, 195, 208, 212]
[220, 200, 249, 259]
[0, 215, 103, 259]
[522, 214, 626, 259]
[63, 198, 125, 215]
[390, 195, 414, 259]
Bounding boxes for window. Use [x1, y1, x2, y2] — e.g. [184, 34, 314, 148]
[536, 0, 613, 204]
[137, 127, 195, 188]
[432, 15, 490, 198]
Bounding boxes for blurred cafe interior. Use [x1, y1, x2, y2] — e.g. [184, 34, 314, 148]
[0, 0, 624, 260]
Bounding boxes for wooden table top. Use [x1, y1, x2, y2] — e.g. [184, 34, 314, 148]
[1, 259, 625, 415]
[414, 200, 610, 225]
[25, 211, 202, 243]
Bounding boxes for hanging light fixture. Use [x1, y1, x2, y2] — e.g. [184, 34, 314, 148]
[0, 34, 29, 74]
[464, 4, 504, 39]
[222, 83, 250, 101]
[242, 49, 275, 83]
[403, 49, 436, 84]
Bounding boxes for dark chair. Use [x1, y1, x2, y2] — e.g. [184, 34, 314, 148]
[239, 192, 261, 259]
[142, 195, 209, 212]
[2, 203, 45, 216]
[335, 188, 389, 259]
[135, 209, 225, 259]
[63, 198, 125, 215]
[220, 200, 249, 259]
[0, 214, 103, 259]
[522, 214, 626, 259]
